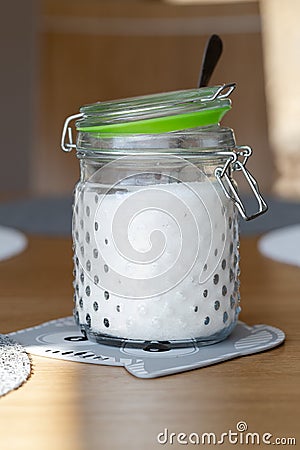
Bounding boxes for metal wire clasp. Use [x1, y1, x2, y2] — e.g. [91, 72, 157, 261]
[61, 113, 83, 152]
[215, 146, 268, 221]
[207, 82, 236, 101]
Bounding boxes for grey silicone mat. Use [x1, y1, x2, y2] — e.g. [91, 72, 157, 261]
[9, 317, 285, 378]
[0, 195, 299, 236]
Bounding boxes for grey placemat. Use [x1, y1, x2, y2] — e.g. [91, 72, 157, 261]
[9, 317, 285, 379]
[0, 197, 73, 236]
[0, 195, 299, 237]
[239, 196, 300, 235]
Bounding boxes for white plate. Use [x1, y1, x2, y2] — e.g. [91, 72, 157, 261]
[259, 224, 300, 267]
[0, 225, 27, 261]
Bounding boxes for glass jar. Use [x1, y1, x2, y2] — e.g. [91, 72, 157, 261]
[61, 85, 267, 349]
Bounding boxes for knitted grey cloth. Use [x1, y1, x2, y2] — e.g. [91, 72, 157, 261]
[0, 335, 31, 396]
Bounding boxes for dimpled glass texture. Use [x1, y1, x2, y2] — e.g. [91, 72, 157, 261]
[72, 149, 241, 348]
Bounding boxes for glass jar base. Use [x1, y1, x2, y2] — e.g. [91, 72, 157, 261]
[79, 320, 237, 350]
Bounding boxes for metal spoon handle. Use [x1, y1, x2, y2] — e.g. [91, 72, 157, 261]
[198, 34, 223, 88]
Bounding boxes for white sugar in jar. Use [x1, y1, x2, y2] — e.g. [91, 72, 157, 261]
[62, 86, 267, 348]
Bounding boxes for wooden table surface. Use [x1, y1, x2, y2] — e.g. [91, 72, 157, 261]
[0, 235, 299, 450]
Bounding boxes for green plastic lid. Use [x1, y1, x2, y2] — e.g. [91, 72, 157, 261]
[76, 83, 235, 135]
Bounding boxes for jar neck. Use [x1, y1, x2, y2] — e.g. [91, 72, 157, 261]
[76, 125, 236, 159]
[78, 154, 232, 187]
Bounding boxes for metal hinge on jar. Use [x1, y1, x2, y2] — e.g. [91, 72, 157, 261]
[61, 113, 83, 152]
[215, 146, 268, 221]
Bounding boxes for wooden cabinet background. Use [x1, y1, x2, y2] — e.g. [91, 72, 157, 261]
[33, 0, 273, 195]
